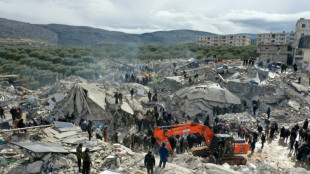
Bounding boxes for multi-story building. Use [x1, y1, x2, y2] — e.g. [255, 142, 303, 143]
[196, 35, 251, 46]
[257, 31, 286, 45]
[288, 31, 295, 45]
[257, 44, 293, 63]
[257, 31, 293, 63]
[293, 18, 310, 63]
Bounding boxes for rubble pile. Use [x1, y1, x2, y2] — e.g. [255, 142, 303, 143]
[170, 82, 241, 117]
[1, 58, 310, 174]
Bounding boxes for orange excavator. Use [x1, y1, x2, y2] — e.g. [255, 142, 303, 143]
[154, 121, 249, 165]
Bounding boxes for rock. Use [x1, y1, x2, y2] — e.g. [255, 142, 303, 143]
[27, 160, 44, 174]
[42, 153, 52, 161]
[53, 157, 68, 169]
[67, 153, 77, 161]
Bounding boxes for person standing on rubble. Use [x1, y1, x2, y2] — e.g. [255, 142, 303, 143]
[130, 88, 134, 100]
[189, 77, 192, 84]
[0, 106, 5, 119]
[76, 144, 83, 172]
[303, 119, 309, 130]
[144, 151, 155, 174]
[251, 140, 256, 153]
[293, 64, 298, 72]
[118, 92, 123, 104]
[114, 92, 119, 104]
[103, 127, 108, 142]
[159, 142, 169, 168]
[267, 107, 271, 119]
[87, 121, 93, 141]
[82, 148, 92, 174]
[261, 133, 266, 149]
[148, 91, 152, 103]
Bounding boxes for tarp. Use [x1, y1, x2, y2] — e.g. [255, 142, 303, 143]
[12, 142, 68, 153]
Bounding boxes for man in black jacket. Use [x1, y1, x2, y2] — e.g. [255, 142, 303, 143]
[144, 151, 155, 174]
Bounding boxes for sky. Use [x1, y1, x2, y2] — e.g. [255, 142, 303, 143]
[0, 0, 310, 34]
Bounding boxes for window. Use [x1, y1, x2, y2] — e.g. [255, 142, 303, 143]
[301, 33, 305, 37]
[302, 24, 306, 28]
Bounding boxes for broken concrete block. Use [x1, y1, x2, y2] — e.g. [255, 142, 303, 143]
[27, 160, 44, 174]
[53, 157, 68, 169]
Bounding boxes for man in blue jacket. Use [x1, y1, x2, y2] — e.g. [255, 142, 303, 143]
[159, 142, 169, 168]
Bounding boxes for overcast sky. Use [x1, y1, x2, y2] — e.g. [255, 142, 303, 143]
[0, 0, 310, 34]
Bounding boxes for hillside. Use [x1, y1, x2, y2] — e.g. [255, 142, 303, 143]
[0, 18, 58, 43]
[0, 18, 216, 46]
[138, 30, 216, 45]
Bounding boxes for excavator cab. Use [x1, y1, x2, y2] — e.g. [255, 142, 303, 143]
[210, 134, 249, 154]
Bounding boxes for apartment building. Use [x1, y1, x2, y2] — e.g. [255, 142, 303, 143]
[257, 31, 286, 45]
[196, 35, 251, 46]
[293, 18, 310, 63]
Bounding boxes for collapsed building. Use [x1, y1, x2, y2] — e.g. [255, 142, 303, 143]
[1, 58, 310, 174]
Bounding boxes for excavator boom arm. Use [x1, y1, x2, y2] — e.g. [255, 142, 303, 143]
[154, 122, 214, 152]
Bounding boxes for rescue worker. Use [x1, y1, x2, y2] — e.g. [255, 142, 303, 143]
[144, 151, 155, 174]
[76, 144, 83, 172]
[159, 142, 169, 168]
[82, 148, 92, 174]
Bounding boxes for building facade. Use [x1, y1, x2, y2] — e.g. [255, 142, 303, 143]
[257, 32, 286, 45]
[257, 44, 292, 63]
[196, 35, 251, 46]
[293, 18, 310, 63]
[257, 31, 293, 63]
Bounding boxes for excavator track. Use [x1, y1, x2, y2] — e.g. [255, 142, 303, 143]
[191, 146, 247, 165]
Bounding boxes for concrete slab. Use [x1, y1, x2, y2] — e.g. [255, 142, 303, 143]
[55, 131, 77, 139]
[12, 142, 68, 153]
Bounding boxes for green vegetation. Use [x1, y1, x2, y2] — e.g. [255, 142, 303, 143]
[0, 44, 256, 89]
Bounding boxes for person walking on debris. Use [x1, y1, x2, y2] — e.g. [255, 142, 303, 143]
[293, 64, 298, 72]
[0, 106, 5, 119]
[294, 141, 299, 155]
[118, 92, 123, 104]
[261, 133, 266, 149]
[144, 151, 155, 174]
[148, 91, 152, 103]
[114, 92, 119, 104]
[189, 77, 192, 84]
[87, 121, 93, 141]
[130, 88, 134, 100]
[76, 144, 83, 172]
[251, 141, 256, 153]
[103, 127, 108, 142]
[303, 119, 308, 130]
[267, 107, 271, 119]
[258, 125, 263, 137]
[82, 148, 92, 174]
[159, 142, 169, 168]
